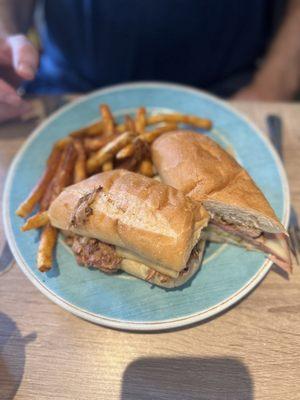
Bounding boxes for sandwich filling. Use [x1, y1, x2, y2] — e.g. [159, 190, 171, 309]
[211, 214, 262, 238]
[202, 220, 291, 272]
[67, 235, 121, 273]
[65, 233, 204, 283]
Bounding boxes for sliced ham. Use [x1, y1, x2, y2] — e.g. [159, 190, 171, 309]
[212, 216, 262, 238]
[210, 221, 292, 273]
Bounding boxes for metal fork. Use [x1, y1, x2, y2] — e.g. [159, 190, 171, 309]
[267, 115, 300, 264]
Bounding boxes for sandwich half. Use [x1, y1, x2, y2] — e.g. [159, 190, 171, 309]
[152, 130, 293, 272]
[48, 169, 209, 287]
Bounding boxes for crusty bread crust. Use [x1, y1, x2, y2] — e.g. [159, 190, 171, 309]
[48, 170, 209, 271]
[152, 131, 285, 233]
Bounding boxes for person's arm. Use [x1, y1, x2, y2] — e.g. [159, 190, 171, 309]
[234, 0, 300, 101]
[0, 0, 39, 122]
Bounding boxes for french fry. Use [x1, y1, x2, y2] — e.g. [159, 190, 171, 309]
[37, 224, 58, 272]
[68, 109, 130, 139]
[54, 137, 72, 150]
[21, 211, 49, 232]
[102, 160, 113, 172]
[147, 113, 212, 130]
[116, 139, 150, 171]
[138, 160, 154, 177]
[83, 136, 112, 152]
[135, 107, 146, 134]
[116, 143, 135, 160]
[116, 122, 127, 134]
[70, 121, 103, 138]
[40, 143, 77, 210]
[116, 124, 173, 165]
[73, 139, 87, 183]
[87, 131, 135, 173]
[40, 186, 53, 212]
[100, 104, 115, 135]
[69, 111, 127, 140]
[124, 115, 136, 133]
[139, 123, 178, 143]
[16, 146, 62, 217]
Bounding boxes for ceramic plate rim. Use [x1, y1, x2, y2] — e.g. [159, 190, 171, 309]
[3, 81, 290, 331]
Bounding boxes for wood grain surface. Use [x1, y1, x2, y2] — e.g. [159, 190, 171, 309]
[0, 99, 299, 400]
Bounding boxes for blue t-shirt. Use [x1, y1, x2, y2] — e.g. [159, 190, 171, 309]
[29, 0, 274, 96]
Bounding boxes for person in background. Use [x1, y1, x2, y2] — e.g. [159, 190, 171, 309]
[1, 0, 300, 123]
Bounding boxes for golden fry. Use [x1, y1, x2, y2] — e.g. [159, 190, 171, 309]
[54, 137, 72, 150]
[37, 224, 58, 272]
[102, 160, 113, 172]
[100, 104, 115, 135]
[70, 121, 103, 138]
[138, 160, 154, 177]
[83, 136, 112, 152]
[73, 140, 87, 183]
[116, 143, 135, 159]
[16, 146, 62, 218]
[116, 139, 150, 171]
[70, 106, 130, 139]
[135, 107, 146, 134]
[116, 122, 127, 134]
[147, 113, 212, 130]
[139, 123, 178, 143]
[21, 211, 49, 232]
[40, 143, 77, 210]
[124, 115, 136, 133]
[87, 131, 135, 173]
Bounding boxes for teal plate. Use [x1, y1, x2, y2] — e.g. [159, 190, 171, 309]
[3, 82, 289, 331]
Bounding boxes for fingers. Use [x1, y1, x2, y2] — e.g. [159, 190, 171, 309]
[0, 100, 32, 123]
[0, 79, 22, 105]
[0, 78, 33, 123]
[7, 35, 39, 80]
[0, 37, 13, 65]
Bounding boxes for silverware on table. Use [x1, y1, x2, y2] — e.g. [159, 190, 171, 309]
[266, 114, 300, 265]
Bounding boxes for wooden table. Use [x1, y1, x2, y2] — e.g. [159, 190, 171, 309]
[0, 99, 299, 400]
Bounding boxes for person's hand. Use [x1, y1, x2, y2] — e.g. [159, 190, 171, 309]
[0, 34, 39, 123]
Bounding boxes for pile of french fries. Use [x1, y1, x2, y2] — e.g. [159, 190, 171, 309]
[16, 104, 212, 272]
